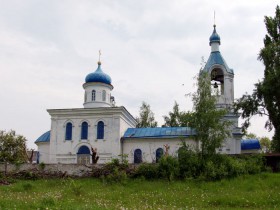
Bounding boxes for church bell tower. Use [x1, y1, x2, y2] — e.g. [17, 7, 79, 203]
[202, 24, 234, 109]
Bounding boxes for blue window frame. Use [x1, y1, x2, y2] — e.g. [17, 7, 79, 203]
[156, 148, 164, 163]
[134, 149, 142, 164]
[97, 121, 104, 139]
[92, 90, 96, 101]
[65, 122, 72, 140]
[81, 122, 88, 139]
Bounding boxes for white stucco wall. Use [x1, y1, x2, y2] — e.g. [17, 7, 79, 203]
[122, 138, 198, 163]
[42, 107, 136, 164]
[37, 142, 50, 163]
[83, 82, 113, 108]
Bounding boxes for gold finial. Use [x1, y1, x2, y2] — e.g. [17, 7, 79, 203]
[98, 50, 101, 65]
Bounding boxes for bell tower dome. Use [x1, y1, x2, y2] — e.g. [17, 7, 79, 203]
[202, 25, 234, 109]
[83, 59, 115, 108]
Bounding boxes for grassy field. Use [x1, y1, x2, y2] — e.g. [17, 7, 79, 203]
[0, 173, 280, 209]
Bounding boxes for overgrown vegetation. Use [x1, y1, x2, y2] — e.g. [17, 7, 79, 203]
[134, 146, 266, 181]
[92, 156, 131, 184]
[0, 173, 279, 209]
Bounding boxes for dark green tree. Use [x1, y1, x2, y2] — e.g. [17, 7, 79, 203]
[163, 101, 181, 127]
[163, 101, 191, 127]
[163, 101, 196, 127]
[135, 102, 158, 128]
[234, 6, 280, 152]
[192, 72, 231, 156]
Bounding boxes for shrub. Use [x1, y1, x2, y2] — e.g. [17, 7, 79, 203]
[201, 154, 266, 181]
[242, 154, 265, 174]
[158, 156, 179, 181]
[105, 157, 129, 172]
[135, 163, 159, 180]
[22, 171, 38, 180]
[99, 157, 129, 184]
[39, 162, 46, 171]
[178, 146, 202, 178]
[103, 168, 127, 184]
[225, 157, 247, 178]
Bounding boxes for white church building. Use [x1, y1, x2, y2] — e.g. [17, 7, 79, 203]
[35, 25, 242, 164]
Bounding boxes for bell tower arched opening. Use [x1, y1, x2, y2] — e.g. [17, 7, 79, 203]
[211, 68, 224, 95]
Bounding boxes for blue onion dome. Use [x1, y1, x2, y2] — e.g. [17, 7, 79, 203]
[85, 61, 112, 85]
[209, 24, 221, 45]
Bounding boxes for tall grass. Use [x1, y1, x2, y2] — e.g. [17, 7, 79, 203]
[0, 173, 279, 209]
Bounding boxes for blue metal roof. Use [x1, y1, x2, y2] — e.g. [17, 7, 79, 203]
[35, 130, 50, 143]
[241, 139, 261, 150]
[209, 25, 220, 45]
[204, 51, 234, 74]
[85, 62, 112, 85]
[123, 127, 195, 139]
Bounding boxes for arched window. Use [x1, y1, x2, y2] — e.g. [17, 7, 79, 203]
[134, 149, 142, 164]
[211, 68, 224, 95]
[84, 92, 87, 102]
[92, 90, 96, 101]
[97, 121, 104, 139]
[81, 122, 88, 139]
[156, 148, 164, 163]
[65, 122, 72, 140]
[102, 90, 106, 101]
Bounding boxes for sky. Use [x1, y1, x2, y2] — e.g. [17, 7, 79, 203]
[0, 0, 278, 149]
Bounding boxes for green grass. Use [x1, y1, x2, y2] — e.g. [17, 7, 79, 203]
[0, 173, 280, 209]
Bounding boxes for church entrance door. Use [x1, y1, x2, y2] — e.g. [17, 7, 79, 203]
[77, 145, 91, 164]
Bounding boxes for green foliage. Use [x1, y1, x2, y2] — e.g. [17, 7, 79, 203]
[178, 141, 266, 181]
[103, 168, 128, 184]
[234, 6, 280, 152]
[68, 179, 83, 196]
[192, 72, 231, 155]
[158, 155, 179, 181]
[38, 162, 46, 171]
[135, 101, 158, 128]
[100, 157, 129, 184]
[163, 101, 191, 127]
[260, 136, 271, 153]
[135, 163, 159, 180]
[22, 171, 38, 180]
[241, 154, 265, 174]
[118, 154, 129, 166]
[0, 130, 27, 164]
[22, 183, 33, 191]
[178, 143, 201, 178]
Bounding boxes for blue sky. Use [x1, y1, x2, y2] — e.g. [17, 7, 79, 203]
[0, 0, 278, 148]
